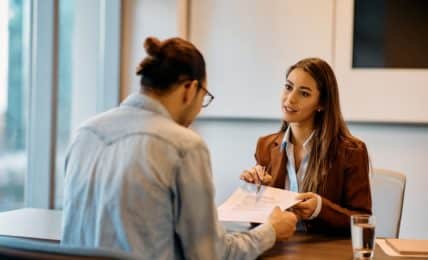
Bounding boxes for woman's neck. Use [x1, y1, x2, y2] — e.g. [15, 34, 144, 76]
[289, 123, 314, 147]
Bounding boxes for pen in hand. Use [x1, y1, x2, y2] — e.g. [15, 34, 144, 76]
[256, 166, 266, 194]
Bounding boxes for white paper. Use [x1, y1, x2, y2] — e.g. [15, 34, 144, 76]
[376, 239, 428, 258]
[217, 183, 301, 223]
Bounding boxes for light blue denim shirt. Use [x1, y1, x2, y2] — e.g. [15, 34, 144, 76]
[281, 126, 321, 220]
[61, 93, 275, 260]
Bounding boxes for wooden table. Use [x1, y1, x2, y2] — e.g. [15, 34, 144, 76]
[261, 233, 416, 260]
[223, 222, 416, 259]
[0, 211, 419, 259]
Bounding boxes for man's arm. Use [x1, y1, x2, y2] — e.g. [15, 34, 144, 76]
[174, 143, 296, 260]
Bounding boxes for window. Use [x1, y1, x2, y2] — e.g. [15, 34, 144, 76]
[0, 0, 121, 211]
[0, 0, 30, 211]
[55, 0, 74, 209]
[54, 0, 121, 208]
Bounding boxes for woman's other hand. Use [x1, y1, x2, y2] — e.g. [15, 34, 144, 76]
[292, 192, 320, 220]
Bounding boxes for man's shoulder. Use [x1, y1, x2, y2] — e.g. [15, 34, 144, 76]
[77, 107, 207, 153]
[158, 121, 207, 152]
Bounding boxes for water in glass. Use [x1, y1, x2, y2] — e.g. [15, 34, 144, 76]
[351, 215, 375, 259]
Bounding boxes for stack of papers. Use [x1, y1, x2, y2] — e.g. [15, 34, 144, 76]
[386, 239, 428, 255]
[217, 183, 301, 223]
[377, 239, 428, 258]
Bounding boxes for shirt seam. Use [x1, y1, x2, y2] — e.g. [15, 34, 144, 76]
[79, 127, 207, 156]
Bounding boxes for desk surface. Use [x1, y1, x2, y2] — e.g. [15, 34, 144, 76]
[0, 208, 61, 242]
[0, 209, 417, 259]
[261, 233, 415, 260]
[223, 222, 415, 260]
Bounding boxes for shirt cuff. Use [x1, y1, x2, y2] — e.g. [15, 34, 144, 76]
[249, 222, 276, 253]
[308, 194, 322, 220]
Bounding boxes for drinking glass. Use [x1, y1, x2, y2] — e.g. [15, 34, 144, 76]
[351, 215, 376, 259]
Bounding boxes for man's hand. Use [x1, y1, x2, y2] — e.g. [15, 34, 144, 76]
[268, 207, 297, 241]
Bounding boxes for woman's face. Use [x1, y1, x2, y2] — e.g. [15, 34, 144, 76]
[281, 68, 321, 127]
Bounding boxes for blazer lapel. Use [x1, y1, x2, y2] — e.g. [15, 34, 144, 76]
[269, 132, 287, 189]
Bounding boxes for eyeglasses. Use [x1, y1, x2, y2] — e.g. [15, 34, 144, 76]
[198, 84, 215, 108]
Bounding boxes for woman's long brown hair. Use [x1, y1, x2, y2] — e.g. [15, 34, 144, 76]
[281, 58, 362, 193]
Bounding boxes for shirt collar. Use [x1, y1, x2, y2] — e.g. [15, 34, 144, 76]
[281, 126, 315, 152]
[120, 92, 172, 119]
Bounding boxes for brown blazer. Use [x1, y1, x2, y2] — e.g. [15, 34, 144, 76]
[255, 131, 372, 235]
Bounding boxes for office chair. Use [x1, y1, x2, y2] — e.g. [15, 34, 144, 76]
[371, 168, 406, 238]
[0, 236, 137, 260]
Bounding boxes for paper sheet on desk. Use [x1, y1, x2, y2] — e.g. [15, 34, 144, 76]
[217, 183, 301, 223]
[376, 239, 428, 258]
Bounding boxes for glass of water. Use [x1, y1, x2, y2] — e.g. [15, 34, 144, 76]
[351, 215, 376, 259]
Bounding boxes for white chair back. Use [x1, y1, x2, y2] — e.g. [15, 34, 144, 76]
[371, 168, 406, 238]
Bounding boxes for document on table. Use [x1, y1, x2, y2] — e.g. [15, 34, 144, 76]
[376, 239, 428, 258]
[217, 182, 301, 223]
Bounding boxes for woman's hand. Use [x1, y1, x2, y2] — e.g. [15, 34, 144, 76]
[239, 165, 272, 185]
[292, 192, 320, 220]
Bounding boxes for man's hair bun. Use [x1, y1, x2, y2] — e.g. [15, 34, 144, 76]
[136, 37, 206, 92]
[144, 37, 162, 57]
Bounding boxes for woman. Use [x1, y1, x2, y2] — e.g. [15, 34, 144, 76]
[240, 58, 371, 235]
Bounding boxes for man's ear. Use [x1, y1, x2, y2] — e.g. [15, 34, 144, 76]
[182, 80, 199, 104]
[188, 80, 199, 90]
[182, 82, 190, 103]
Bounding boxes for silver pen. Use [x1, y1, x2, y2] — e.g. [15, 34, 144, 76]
[255, 166, 266, 195]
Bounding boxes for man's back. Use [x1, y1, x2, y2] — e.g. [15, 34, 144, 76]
[61, 94, 212, 259]
[62, 93, 281, 260]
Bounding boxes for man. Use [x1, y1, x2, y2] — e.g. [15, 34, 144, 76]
[61, 37, 297, 259]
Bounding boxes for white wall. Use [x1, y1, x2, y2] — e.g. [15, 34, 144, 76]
[121, 0, 182, 97]
[193, 119, 428, 239]
[191, 0, 334, 119]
